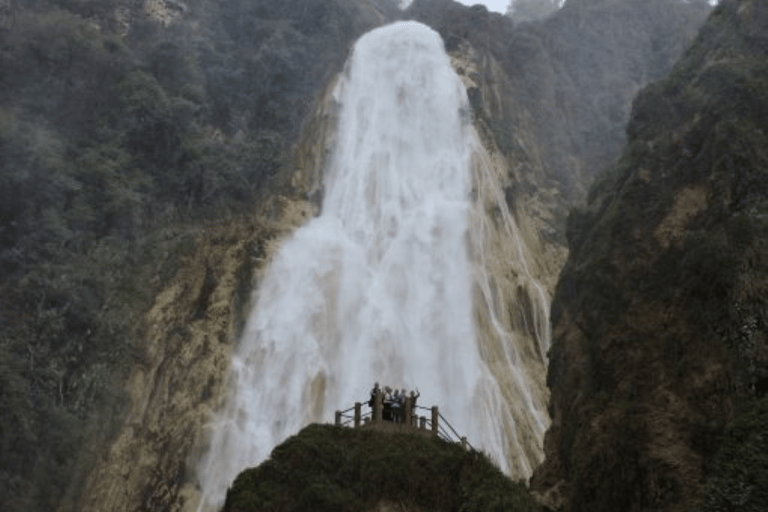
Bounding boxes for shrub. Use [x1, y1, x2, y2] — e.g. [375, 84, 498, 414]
[224, 424, 541, 512]
[698, 397, 768, 512]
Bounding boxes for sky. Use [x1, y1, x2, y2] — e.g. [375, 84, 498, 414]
[400, 0, 511, 14]
[454, 0, 509, 13]
[429, 0, 718, 15]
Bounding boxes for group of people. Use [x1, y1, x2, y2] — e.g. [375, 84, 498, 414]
[369, 382, 420, 424]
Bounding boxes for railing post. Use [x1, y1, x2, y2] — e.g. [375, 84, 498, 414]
[431, 406, 439, 436]
[419, 416, 426, 430]
[374, 390, 383, 422]
[404, 396, 412, 427]
[354, 402, 361, 428]
[335, 410, 342, 426]
[461, 437, 467, 450]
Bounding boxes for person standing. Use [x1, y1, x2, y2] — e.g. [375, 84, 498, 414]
[369, 382, 380, 409]
[383, 386, 393, 421]
[410, 389, 420, 418]
[391, 389, 401, 423]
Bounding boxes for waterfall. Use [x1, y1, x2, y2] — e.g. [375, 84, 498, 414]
[195, 21, 550, 511]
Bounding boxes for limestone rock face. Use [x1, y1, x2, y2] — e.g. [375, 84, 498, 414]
[531, 1, 768, 510]
[78, 217, 277, 512]
[77, 202, 322, 511]
[448, 38, 569, 294]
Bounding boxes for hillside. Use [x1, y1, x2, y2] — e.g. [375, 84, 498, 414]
[0, 1, 397, 510]
[531, 0, 768, 510]
[222, 424, 541, 512]
[0, 0, 716, 510]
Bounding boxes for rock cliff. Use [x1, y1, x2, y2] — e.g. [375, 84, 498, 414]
[0, 0, 716, 510]
[409, 0, 711, 200]
[531, 1, 768, 510]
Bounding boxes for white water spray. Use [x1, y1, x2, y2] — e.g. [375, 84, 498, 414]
[196, 21, 550, 510]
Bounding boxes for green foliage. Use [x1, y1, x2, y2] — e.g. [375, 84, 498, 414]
[0, 1, 398, 510]
[698, 397, 768, 512]
[0, 224, 199, 511]
[224, 424, 540, 512]
[557, 0, 768, 343]
[118, 70, 175, 159]
[544, 1, 768, 511]
[517, 0, 712, 197]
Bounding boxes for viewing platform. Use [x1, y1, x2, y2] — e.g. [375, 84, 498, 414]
[334, 390, 474, 451]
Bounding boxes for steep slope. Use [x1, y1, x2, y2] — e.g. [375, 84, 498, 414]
[531, 1, 768, 510]
[0, 1, 716, 511]
[0, 1, 396, 511]
[222, 424, 541, 512]
[74, 3, 400, 511]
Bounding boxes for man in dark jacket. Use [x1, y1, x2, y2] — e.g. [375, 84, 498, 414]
[369, 382, 380, 408]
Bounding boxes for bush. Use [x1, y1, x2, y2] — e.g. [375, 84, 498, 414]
[698, 397, 768, 512]
[224, 424, 541, 512]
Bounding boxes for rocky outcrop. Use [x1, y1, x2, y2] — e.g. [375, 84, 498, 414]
[221, 424, 541, 512]
[532, 1, 768, 510]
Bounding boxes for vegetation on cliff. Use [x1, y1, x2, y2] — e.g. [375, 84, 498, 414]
[0, 0, 720, 510]
[409, 0, 711, 200]
[507, 0, 561, 25]
[224, 424, 540, 512]
[699, 396, 768, 512]
[0, 1, 396, 510]
[534, 0, 768, 510]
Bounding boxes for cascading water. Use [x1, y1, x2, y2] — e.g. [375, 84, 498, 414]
[195, 21, 550, 511]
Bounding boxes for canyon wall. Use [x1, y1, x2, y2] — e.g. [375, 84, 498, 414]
[0, 1, 715, 510]
[532, 1, 768, 510]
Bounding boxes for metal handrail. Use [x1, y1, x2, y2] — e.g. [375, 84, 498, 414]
[438, 412, 462, 441]
[338, 399, 476, 451]
[443, 418, 475, 451]
[428, 422, 451, 443]
[438, 423, 453, 441]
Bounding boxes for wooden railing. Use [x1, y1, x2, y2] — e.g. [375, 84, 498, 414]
[335, 394, 475, 451]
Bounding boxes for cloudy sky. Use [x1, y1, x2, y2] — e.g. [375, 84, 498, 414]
[454, 0, 510, 13]
[429, 0, 718, 15]
[400, 0, 512, 14]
